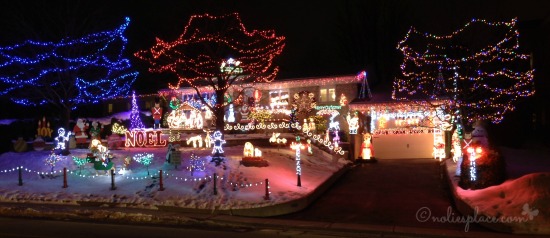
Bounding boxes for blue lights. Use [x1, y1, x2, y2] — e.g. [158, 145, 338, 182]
[0, 17, 137, 107]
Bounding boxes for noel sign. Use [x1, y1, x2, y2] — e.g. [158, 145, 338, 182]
[125, 130, 167, 147]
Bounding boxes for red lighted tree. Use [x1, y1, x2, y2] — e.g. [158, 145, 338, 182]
[135, 13, 285, 131]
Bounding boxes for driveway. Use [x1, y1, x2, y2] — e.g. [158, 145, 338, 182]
[275, 158, 489, 232]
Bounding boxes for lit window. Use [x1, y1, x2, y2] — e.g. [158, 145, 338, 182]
[320, 89, 327, 102]
[329, 88, 335, 101]
[319, 87, 335, 102]
[108, 104, 113, 114]
[269, 90, 289, 108]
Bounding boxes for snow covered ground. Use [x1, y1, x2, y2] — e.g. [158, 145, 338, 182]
[447, 146, 550, 235]
[0, 141, 349, 213]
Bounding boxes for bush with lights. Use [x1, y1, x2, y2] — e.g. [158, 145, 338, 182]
[459, 143, 506, 190]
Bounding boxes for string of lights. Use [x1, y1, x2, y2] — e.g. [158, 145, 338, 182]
[134, 12, 285, 117]
[0, 17, 137, 107]
[393, 18, 534, 124]
[129, 91, 146, 129]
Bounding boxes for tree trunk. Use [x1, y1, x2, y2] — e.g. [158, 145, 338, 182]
[214, 90, 226, 132]
[62, 106, 72, 129]
[215, 107, 225, 132]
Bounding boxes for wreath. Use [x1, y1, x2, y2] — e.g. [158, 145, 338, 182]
[169, 97, 180, 110]
[292, 91, 316, 114]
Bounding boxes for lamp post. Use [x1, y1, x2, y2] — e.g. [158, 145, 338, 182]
[290, 136, 305, 187]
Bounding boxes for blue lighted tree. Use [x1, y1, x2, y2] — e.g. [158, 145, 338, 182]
[0, 17, 138, 126]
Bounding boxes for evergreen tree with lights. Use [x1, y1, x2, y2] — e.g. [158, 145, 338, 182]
[0, 17, 138, 127]
[135, 13, 285, 132]
[393, 18, 534, 129]
[129, 91, 145, 130]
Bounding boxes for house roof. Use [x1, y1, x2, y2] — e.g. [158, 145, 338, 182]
[349, 83, 450, 112]
[158, 74, 360, 95]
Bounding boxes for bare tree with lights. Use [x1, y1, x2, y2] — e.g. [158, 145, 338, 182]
[0, 16, 137, 128]
[394, 18, 532, 190]
[135, 13, 285, 131]
[393, 18, 534, 132]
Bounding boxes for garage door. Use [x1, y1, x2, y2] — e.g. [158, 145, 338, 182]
[372, 133, 434, 159]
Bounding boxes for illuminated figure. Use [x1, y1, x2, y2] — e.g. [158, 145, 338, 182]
[73, 118, 89, 146]
[333, 130, 340, 146]
[360, 133, 374, 160]
[243, 142, 255, 157]
[54, 128, 72, 150]
[254, 148, 262, 157]
[308, 118, 316, 132]
[302, 119, 309, 132]
[347, 112, 359, 134]
[307, 139, 313, 155]
[89, 121, 102, 139]
[328, 112, 340, 131]
[152, 102, 163, 129]
[227, 104, 235, 123]
[210, 130, 226, 155]
[204, 130, 212, 148]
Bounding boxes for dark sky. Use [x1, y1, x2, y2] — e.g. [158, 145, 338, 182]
[1, 0, 549, 94]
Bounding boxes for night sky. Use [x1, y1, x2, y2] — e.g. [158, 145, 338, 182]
[1, 0, 549, 95]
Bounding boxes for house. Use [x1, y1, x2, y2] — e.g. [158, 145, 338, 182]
[348, 85, 449, 160]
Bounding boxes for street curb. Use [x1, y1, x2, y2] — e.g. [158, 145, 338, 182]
[156, 162, 351, 217]
[229, 162, 350, 217]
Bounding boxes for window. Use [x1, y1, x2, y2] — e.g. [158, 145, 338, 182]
[319, 87, 336, 102]
[108, 104, 113, 114]
[269, 90, 289, 108]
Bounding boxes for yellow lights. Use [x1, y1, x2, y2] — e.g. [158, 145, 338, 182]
[111, 122, 128, 135]
[269, 132, 287, 144]
[475, 147, 483, 154]
[243, 142, 262, 157]
[186, 135, 204, 148]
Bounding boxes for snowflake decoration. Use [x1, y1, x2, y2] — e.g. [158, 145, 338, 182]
[292, 91, 316, 114]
